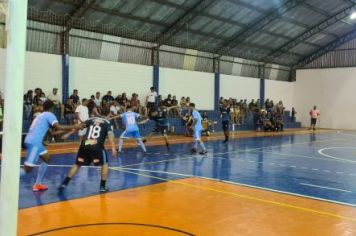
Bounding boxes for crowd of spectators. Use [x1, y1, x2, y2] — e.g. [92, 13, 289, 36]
[22, 87, 295, 134]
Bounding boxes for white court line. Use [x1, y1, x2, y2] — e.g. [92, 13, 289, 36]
[111, 167, 356, 207]
[337, 131, 356, 137]
[300, 183, 352, 193]
[318, 147, 356, 163]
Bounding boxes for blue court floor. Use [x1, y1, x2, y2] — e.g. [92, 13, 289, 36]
[14, 130, 356, 208]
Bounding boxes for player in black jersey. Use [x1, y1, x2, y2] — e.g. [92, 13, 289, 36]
[142, 105, 178, 148]
[58, 105, 117, 193]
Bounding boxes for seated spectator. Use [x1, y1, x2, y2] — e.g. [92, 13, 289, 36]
[102, 91, 115, 104]
[47, 88, 63, 118]
[265, 99, 270, 109]
[164, 94, 172, 107]
[23, 90, 33, 120]
[219, 97, 224, 107]
[157, 95, 163, 107]
[69, 89, 80, 105]
[94, 92, 101, 107]
[130, 93, 141, 113]
[47, 88, 60, 105]
[249, 99, 255, 112]
[186, 97, 191, 106]
[291, 107, 297, 122]
[275, 100, 284, 115]
[64, 98, 76, 124]
[172, 95, 178, 106]
[121, 93, 128, 106]
[171, 95, 179, 116]
[180, 97, 187, 107]
[109, 101, 120, 128]
[201, 111, 215, 136]
[33, 88, 42, 106]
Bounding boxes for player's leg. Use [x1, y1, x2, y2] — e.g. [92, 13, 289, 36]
[118, 131, 127, 153]
[58, 164, 81, 191]
[194, 130, 208, 155]
[20, 143, 38, 177]
[142, 131, 154, 143]
[32, 150, 51, 191]
[59, 146, 90, 191]
[132, 130, 146, 152]
[100, 164, 109, 193]
[222, 120, 229, 143]
[162, 127, 170, 148]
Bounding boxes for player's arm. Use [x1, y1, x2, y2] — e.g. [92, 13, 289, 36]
[166, 105, 179, 111]
[53, 122, 84, 131]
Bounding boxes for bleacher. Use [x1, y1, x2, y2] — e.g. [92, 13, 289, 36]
[22, 108, 301, 141]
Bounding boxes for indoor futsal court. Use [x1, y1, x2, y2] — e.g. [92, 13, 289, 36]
[2, 0, 356, 236]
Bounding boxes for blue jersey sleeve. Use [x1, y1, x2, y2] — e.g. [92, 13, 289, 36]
[46, 112, 58, 127]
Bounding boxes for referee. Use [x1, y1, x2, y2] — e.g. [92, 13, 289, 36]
[145, 86, 157, 115]
[220, 99, 231, 143]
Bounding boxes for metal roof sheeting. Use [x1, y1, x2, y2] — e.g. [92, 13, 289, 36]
[25, 0, 356, 68]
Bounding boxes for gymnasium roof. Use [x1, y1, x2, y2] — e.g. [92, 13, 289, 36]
[27, 0, 356, 67]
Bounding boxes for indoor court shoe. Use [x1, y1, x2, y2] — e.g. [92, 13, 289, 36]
[32, 184, 48, 192]
[100, 186, 108, 193]
[191, 148, 197, 154]
[199, 150, 208, 155]
[57, 184, 66, 193]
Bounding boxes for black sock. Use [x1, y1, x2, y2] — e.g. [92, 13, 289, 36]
[100, 180, 106, 188]
[62, 177, 71, 186]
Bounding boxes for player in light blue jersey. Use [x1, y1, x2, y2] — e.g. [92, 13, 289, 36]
[21, 100, 83, 192]
[190, 103, 207, 155]
[118, 104, 146, 153]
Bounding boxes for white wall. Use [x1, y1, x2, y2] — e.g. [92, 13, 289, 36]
[220, 74, 260, 100]
[296, 68, 356, 129]
[69, 57, 153, 101]
[159, 67, 214, 110]
[0, 48, 62, 96]
[265, 80, 295, 111]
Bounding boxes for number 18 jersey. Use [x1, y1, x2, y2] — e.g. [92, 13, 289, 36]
[82, 116, 113, 148]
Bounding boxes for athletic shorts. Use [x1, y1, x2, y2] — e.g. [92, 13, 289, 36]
[120, 130, 141, 139]
[222, 120, 229, 131]
[24, 143, 47, 167]
[75, 145, 108, 166]
[153, 125, 168, 135]
[311, 118, 317, 125]
[194, 129, 202, 140]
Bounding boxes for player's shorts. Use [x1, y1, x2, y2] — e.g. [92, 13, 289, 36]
[311, 118, 317, 125]
[194, 129, 202, 140]
[120, 130, 141, 139]
[75, 145, 108, 166]
[222, 120, 229, 131]
[24, 143, 47, 167]
[78, 128, 87, 137]
[153, 125, 168, 135]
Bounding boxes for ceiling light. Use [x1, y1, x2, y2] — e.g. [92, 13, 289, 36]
[350, 12, 356, 20]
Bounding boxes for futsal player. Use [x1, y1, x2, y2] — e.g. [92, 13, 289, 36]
[142, 105, 178, 148]
[220, 99, 231, 143]
[117, 104, 147, 153]
[21, 100, 83, 192]
[58, 107, 117, 193]
[190, 103, 207, 155]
